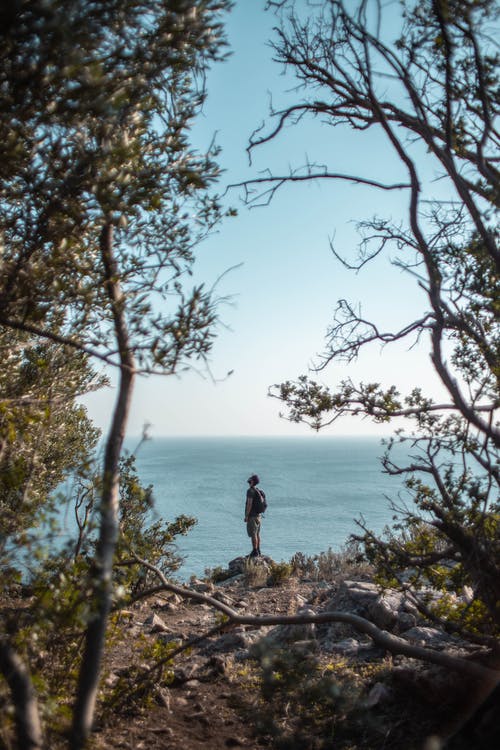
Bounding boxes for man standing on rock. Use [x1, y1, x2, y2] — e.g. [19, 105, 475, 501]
[244, 474, 266, 557]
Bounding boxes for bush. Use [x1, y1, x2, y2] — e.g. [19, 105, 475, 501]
[267, 561, 294, 586]
[291, 542, 370, 582]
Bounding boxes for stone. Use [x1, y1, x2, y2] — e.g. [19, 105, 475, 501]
[266, 609, 317, 644]
[213, 591, 235, 607]
[190, 578, 214, 594]
[217, 573, 244, 587]
[207, 654, 228, 675]
[209, 630, 249, 653]
[155, 686, 171, 709]
[330, 637, 361, 656]
[368, 592, 410, 630]
[144, 613, 170, 633]
[364, 682, 391, 708]
[402, 626, 455, 649]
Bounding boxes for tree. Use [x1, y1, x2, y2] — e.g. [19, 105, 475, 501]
[239, 0, 498, 657]
[0, 1, 231, 747]
[0, 330, 101, 750]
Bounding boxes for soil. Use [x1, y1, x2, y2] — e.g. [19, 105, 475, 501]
[94, 575, 320, 750]
[91, 570, 465, 750]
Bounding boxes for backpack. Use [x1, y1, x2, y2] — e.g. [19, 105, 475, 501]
[253, 487, 267, 514]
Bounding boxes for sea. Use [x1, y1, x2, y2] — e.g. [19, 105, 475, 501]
[123, 436, 407, 580]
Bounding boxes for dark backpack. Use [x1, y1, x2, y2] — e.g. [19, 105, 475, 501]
[253, 487, 267, 514]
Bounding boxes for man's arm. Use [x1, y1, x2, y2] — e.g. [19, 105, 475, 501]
[244, 489, 253, 521]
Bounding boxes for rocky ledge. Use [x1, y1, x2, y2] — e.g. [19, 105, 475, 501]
[99, 556, 498, 750]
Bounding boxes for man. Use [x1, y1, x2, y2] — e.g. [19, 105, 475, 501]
[244, 473, 266, 557]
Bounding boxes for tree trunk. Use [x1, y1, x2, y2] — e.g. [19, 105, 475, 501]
[70, 224, 135, 749]
[0, 640, 43, 750]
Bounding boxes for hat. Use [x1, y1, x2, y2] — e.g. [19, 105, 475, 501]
[247, 474, 260, 484]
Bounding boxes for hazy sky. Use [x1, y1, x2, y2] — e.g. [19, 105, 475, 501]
[83, 0, 443, 439]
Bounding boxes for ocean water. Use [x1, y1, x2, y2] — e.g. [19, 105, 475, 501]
[128, 436, 407, 580]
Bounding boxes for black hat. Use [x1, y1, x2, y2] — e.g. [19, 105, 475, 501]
[247, 474, 259, 484]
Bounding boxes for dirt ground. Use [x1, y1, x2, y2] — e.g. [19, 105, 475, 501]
[94, 576, 321, 750]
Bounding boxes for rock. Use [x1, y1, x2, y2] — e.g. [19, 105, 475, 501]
[462, 585, 474, 604]
[217, 573, 244, 587]
[209, 630, 249, 653]
[213, 591, 236, 607]
[227, 557, 248, 575]
[321, 580, 422, 636]
[227, 555, 274, 576]
[397, 611, 418, 633]
[155, 686, 171, 709]
[368, 591, 417, 631]
[144, 613, 170, 633]
[190, 578, 214, 594]
[207, 654, 229, 675]
[267, 608, 317, 644]
[330, 637, 361, 656]
[172, 661, 202, 684]
[402, 626, 455, 649]
[365, 682, 391, 707]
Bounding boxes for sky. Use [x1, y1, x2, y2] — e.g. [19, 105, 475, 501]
[82, 0, 444, 439]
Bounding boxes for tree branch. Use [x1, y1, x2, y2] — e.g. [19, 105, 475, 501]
[0, 639, 43, 750]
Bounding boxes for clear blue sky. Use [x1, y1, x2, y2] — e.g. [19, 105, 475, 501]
[83, 0, 443, 438]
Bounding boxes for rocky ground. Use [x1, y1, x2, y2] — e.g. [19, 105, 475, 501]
[92, 557, 499, 750]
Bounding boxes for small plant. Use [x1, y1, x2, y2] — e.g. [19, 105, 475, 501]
[244, 640, 385, 749]
[267, 561, 294, 586]
[206, 565, 232, 583]
[291, 541, 371, 582]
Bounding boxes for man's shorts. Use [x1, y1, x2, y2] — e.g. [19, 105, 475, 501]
[246, 514, 261, 537]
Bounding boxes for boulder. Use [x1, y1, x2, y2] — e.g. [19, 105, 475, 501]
[402, 626, 456, 649]
[368, 591, 418, 632]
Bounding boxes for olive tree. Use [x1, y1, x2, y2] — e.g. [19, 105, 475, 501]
[240, 0, 499, 649]
[0, 1, 230, 747]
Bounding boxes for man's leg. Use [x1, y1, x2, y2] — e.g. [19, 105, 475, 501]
[251, 531, 259, 556]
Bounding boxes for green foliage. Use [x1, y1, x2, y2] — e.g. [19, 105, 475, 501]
[290, 543, 369, 582]
[114, 453, 197, 596]
[0, 453, 198, 740]
[267, 561, 294, 586]
[103, 629, 178, 716]
[0, 0, 231, 372]
[0, 329, 102, 587]
[246, 642, 386, 750]
[206, 565, 231, 583]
